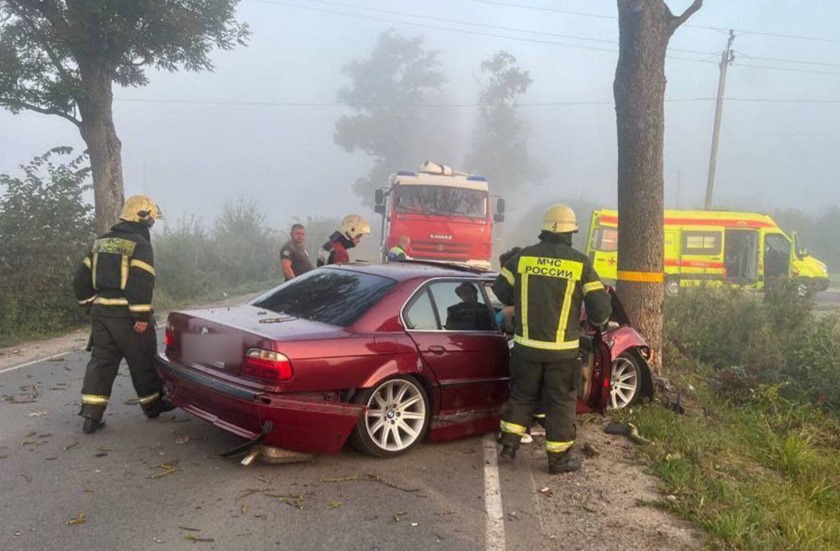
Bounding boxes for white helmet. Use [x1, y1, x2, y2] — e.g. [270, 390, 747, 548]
[340, 214, 371, 240]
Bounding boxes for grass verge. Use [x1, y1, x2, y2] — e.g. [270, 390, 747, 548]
[621, 387, 840, 550]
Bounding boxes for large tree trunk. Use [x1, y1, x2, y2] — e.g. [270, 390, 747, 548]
[613, 0, 701, 375]
[77, 63, 124, 235]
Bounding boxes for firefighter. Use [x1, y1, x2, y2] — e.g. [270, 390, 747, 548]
[317, 214, 371, 266]
[387, 235, 411, 262]
[492, 204, 611, 473]
[73, 195, 175, 434]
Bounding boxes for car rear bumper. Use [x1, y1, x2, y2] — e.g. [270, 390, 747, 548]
[156, 353, 365, 454]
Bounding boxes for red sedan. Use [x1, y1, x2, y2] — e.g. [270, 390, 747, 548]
[156, 262, 653, 458]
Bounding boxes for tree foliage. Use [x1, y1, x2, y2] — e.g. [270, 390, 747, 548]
[334, 30, 456, 205]
[0, 0, 249, 232]
[773, 207, 840, 272]
[464, 51, 544, 193]
[0, 147, 94, 338]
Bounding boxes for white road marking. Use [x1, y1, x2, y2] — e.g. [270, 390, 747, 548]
[483, 433, 506, 551]
[0, 324, 164, 375]
[0, 349, 82, 375]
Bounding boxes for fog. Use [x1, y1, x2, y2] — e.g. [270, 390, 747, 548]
[2, 0, 839, 239]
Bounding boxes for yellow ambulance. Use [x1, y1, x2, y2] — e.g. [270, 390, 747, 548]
[586, 209, 830, 296]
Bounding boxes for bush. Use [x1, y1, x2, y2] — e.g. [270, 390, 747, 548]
[0, 148, 94, 339]
[664, 283, 840, 414]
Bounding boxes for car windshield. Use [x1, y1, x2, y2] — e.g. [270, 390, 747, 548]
[251, 268, 397, 327]
[394, 185, 487, 219]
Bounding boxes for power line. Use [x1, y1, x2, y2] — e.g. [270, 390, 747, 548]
[736, 50, 840, 69]
[251, 0, 715, 62]
[252, 1, 840, 76]
[288, 0, 717, 56]
[462, 0, 840, 45]
[113, 97, 840, 108]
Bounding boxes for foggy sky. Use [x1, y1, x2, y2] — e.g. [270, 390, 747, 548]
[2, 0, 839, 233]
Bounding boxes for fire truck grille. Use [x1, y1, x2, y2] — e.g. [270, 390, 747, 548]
[411, 240, 472, 261]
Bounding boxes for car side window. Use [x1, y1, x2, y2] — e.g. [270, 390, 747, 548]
[429, 280, 495, 332]
[404, 288, 439, 330]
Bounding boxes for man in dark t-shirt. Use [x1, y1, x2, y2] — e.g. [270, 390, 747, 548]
[280, 224, 314, 281]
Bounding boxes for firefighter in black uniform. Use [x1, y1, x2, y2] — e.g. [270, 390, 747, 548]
[493, 204, 612, 473]
[73, 195, 175, 434]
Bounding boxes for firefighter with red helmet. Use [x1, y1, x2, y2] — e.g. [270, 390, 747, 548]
[73, 195, 175, 434]
[317, 214, 371, 266]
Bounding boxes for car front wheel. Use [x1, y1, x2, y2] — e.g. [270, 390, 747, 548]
[609, 353, 642, 410]
[352, 376, 430, 458]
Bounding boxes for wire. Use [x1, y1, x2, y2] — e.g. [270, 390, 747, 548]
[113, 97, 840, 107]
[286, 0, 717, 56]
[462, 0, 840, 45]
[250, 0, 717, 63]
[736, 50, 840, 69]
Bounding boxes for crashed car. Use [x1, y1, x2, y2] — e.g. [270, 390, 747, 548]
[156, 262, 653, 458]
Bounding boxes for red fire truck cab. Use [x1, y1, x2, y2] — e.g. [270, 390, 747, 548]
[374, 162, 505, 269]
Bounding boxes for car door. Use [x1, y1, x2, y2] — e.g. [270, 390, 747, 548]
[402, 279, 508, 414]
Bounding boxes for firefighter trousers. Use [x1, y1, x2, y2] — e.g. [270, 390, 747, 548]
[79, 317, 164, 420]
[499, 351, 581, 454]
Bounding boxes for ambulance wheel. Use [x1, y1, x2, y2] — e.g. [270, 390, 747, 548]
[665, 277, 680, 297]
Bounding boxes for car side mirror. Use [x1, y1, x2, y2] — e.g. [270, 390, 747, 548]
[493, 213, 505, 223]
[496, 197, 505, 214]
[374, 204, 385, 215]
[374, 189, 384, 205]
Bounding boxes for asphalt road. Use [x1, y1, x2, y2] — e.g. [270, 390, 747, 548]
[0, 337, 548, 551]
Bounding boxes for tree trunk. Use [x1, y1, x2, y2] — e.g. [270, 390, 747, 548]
[77, 63, 124, 235]
[613, 0, 702, 375]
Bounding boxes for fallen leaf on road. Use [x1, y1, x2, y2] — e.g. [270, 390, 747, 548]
[27, 411, 48, 417]
[329, 501, 341, 509]
[149, 462, 178, 479]
[539, 487, 554, 497]
[410, 522, 419, 527]
[178, 526, 201, 532]
[63, 441, 80, 451]
[175, 436, 191, 445]
[66, 513, 86, 526]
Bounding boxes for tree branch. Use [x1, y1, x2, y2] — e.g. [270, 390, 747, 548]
[6, 2, 78, 86]
[668, 0, 703, 34]
[0, 97, 81, 126]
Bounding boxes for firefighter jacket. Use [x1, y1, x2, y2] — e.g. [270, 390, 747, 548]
[317, 231, 354, 266]
[492, 232, 612, 361]
[73, 221, 156, 322]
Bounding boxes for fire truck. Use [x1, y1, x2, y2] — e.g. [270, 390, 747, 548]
[374, 162, 505, 269]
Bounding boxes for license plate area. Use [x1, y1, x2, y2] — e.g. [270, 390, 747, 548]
[181, 334, 243, 366]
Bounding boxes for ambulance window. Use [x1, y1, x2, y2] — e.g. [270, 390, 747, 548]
[595, 228, 618, 252]
[683, 232, 721, 255]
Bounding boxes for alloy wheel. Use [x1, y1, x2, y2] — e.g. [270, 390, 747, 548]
[364, 378, 427, 452]
[609, 355, 640, 409]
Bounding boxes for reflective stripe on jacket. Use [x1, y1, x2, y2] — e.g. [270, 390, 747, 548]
[73, 221, 155, 321]
[492, 234, 611, 360]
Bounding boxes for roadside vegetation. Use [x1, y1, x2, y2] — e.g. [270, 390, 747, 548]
[0, 150, 315, 347]
[623, 284, 840, 551]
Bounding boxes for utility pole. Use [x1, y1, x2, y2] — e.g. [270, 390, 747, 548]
[704, 30, 735, 210]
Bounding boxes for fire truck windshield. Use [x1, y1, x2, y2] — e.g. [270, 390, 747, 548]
[394, 185, 487, 219]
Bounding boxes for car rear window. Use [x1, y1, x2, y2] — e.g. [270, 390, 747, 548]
[251, 268, 396, 327]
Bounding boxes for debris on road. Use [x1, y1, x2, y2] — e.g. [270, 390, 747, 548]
[268, 493, 307, 509]
[27, 410, 48, 417]
[329, 500, 341, 509]
[175, 436, 191, 445]
[63, 441, 79, 451]
[322, 473, 420, 494]
[66, 513, 86, 526]
[148, 462, 178, 479]
[583, 442, 601, 457]
[184, 535, 214, 542]
[539, 486, 554, 497]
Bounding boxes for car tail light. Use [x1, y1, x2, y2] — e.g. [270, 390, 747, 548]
[165, 320, 176, 350]
[242, 349, 293, 382]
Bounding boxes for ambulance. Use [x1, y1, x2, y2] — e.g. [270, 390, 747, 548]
[586, 209, 830, 296]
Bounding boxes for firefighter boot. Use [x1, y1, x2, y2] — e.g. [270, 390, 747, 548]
[548, 451, 581, 474]
[497, 432, 519, 461]
[82, 417, 105, 434]
[144, 398, 176, 419]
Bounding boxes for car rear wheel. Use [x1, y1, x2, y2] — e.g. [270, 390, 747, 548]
[352, 376, 430, 458]
[609, 353, 642, 410]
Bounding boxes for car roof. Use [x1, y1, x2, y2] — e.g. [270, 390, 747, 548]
[328, 261, 496, 282]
